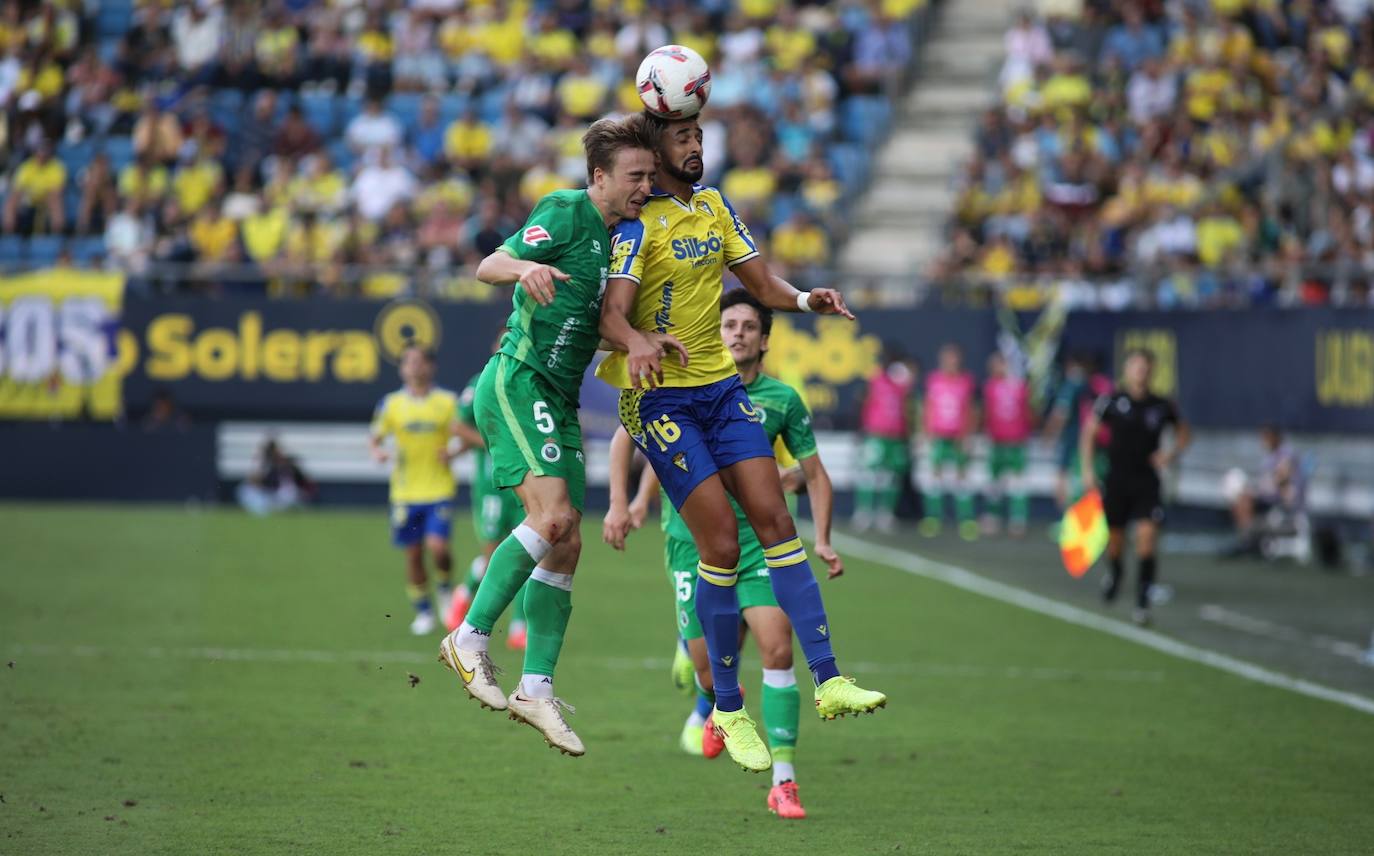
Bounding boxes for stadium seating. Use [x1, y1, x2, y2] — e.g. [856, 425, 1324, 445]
[0, 2, 927, 288]
[935, 2, 1374, 309]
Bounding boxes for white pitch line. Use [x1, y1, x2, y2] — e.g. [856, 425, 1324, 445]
[830, 533, 1374, 716]
[2, 643, 1164, 684]
[1198, 605, 1369, 663]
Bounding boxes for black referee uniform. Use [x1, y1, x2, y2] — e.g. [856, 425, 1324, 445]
[1093, 389, 1180, 608]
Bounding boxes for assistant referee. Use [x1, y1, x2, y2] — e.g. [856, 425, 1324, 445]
[1081, 349, 1191, 625]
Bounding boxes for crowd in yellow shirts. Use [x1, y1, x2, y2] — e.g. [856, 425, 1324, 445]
[932, 0, 1374, 309]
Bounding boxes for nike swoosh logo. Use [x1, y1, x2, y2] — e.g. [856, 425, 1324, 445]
[450, 647, 475, 683]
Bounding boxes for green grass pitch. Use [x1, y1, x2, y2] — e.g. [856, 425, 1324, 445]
[2, 505, 1372, 855]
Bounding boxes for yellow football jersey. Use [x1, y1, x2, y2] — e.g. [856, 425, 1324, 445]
[370, 387, 459, 504]
[595, 185, 759, 389]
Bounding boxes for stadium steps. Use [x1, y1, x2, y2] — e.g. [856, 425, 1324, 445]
[839, 0, 1018, 291]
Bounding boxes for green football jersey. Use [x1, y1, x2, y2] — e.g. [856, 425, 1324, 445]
[662, 373, 818, 542]
[497, 189, 611, 406]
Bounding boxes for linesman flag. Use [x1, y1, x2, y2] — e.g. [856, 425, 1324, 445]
[1060, 490, 1108, 577]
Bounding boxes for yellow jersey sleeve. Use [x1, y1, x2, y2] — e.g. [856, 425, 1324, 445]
[608, 217, 646, 284]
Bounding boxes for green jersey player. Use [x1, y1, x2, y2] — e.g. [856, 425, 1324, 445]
[439, 117, 681, 756]
[445, 340, 530, 650]
[604, 289, 844, 820]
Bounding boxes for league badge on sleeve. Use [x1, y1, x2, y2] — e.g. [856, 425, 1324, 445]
[523, 225, 552, 246]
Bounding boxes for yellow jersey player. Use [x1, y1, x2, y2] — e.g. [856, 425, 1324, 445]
[369, 345, 460, 635]
[597, 112, 885, 775]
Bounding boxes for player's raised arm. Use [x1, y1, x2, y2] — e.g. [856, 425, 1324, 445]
[731, 257, 855, 320]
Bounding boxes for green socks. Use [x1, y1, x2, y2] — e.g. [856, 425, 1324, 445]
[465, 524, 549, 634]
[522, 569, 573, 678]
[761, 669, 800, 754]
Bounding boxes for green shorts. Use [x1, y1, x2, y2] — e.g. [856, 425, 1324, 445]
[664, 534, 777, 641]
[862, 436, 910, 472]
[473, 485, 524, 543]
[988, 443, 1027, 478]
[473, 354, 586, 511]
[930, 437, 968, 469]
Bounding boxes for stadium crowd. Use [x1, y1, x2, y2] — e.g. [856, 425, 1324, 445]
[0, 0, 921, 296]
[933, 0, 1374, 309]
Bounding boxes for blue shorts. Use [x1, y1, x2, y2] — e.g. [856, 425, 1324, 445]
[391, 501, 453, 547]
[618, 375, 774, 510]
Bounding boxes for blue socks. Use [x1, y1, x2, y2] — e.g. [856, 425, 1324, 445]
[694, 561, 743, 712]
[764, 538, 840, 685]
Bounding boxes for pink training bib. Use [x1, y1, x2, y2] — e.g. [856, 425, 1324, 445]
[924, 371, 973, 438]
[984, 376, 1032, 443]
[861, 366, 914, 438]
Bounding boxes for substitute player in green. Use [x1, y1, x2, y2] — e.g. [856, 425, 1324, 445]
[446, 348, 529, 651]
[439, 117, 677, 756]
[605, 290, 843, 820]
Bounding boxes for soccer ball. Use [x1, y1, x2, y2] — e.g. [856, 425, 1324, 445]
[636, 45, 712, 120]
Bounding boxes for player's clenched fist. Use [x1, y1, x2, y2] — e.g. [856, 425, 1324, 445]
[519, 264, 572, 306]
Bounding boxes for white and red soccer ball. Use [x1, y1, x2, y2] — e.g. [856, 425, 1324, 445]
[636, 45, 712, 120]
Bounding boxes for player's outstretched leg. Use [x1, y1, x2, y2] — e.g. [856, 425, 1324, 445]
[507, 560, 583, 756]
[751, 607, 804, 818]
[440, 522, 551, 710]
[722, 458, 887, 721]
[695, 561, 770, 772]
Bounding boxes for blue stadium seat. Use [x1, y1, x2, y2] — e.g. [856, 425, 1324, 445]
[97, 36, 121, 65]
[839, 96, 893, 146]
[437, 93, 470, 126]
[96, 0, 133, 38]
[64, 185, 82, 219]
[386, 93, 425, 134]
[828, 143, 867, 193]
[327, 138, 355, 172]
[103, 137, 135, 173]
[769, 193, 803, 229]
[299, 91, 337, 137]
[209, 89, 244, 131]
[337, 95, 364, 132]
[479, 89, 508, 124]
[71, 237, 107, 265]
[0, 235, 24, 265]
[59, 139, 96, 175]
[27, 236, 64, 265]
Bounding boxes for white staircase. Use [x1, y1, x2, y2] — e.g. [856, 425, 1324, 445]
[840, 0, 1020, 302]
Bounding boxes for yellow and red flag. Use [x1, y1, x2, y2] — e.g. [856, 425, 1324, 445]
[1060, 490, 1108, 577]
